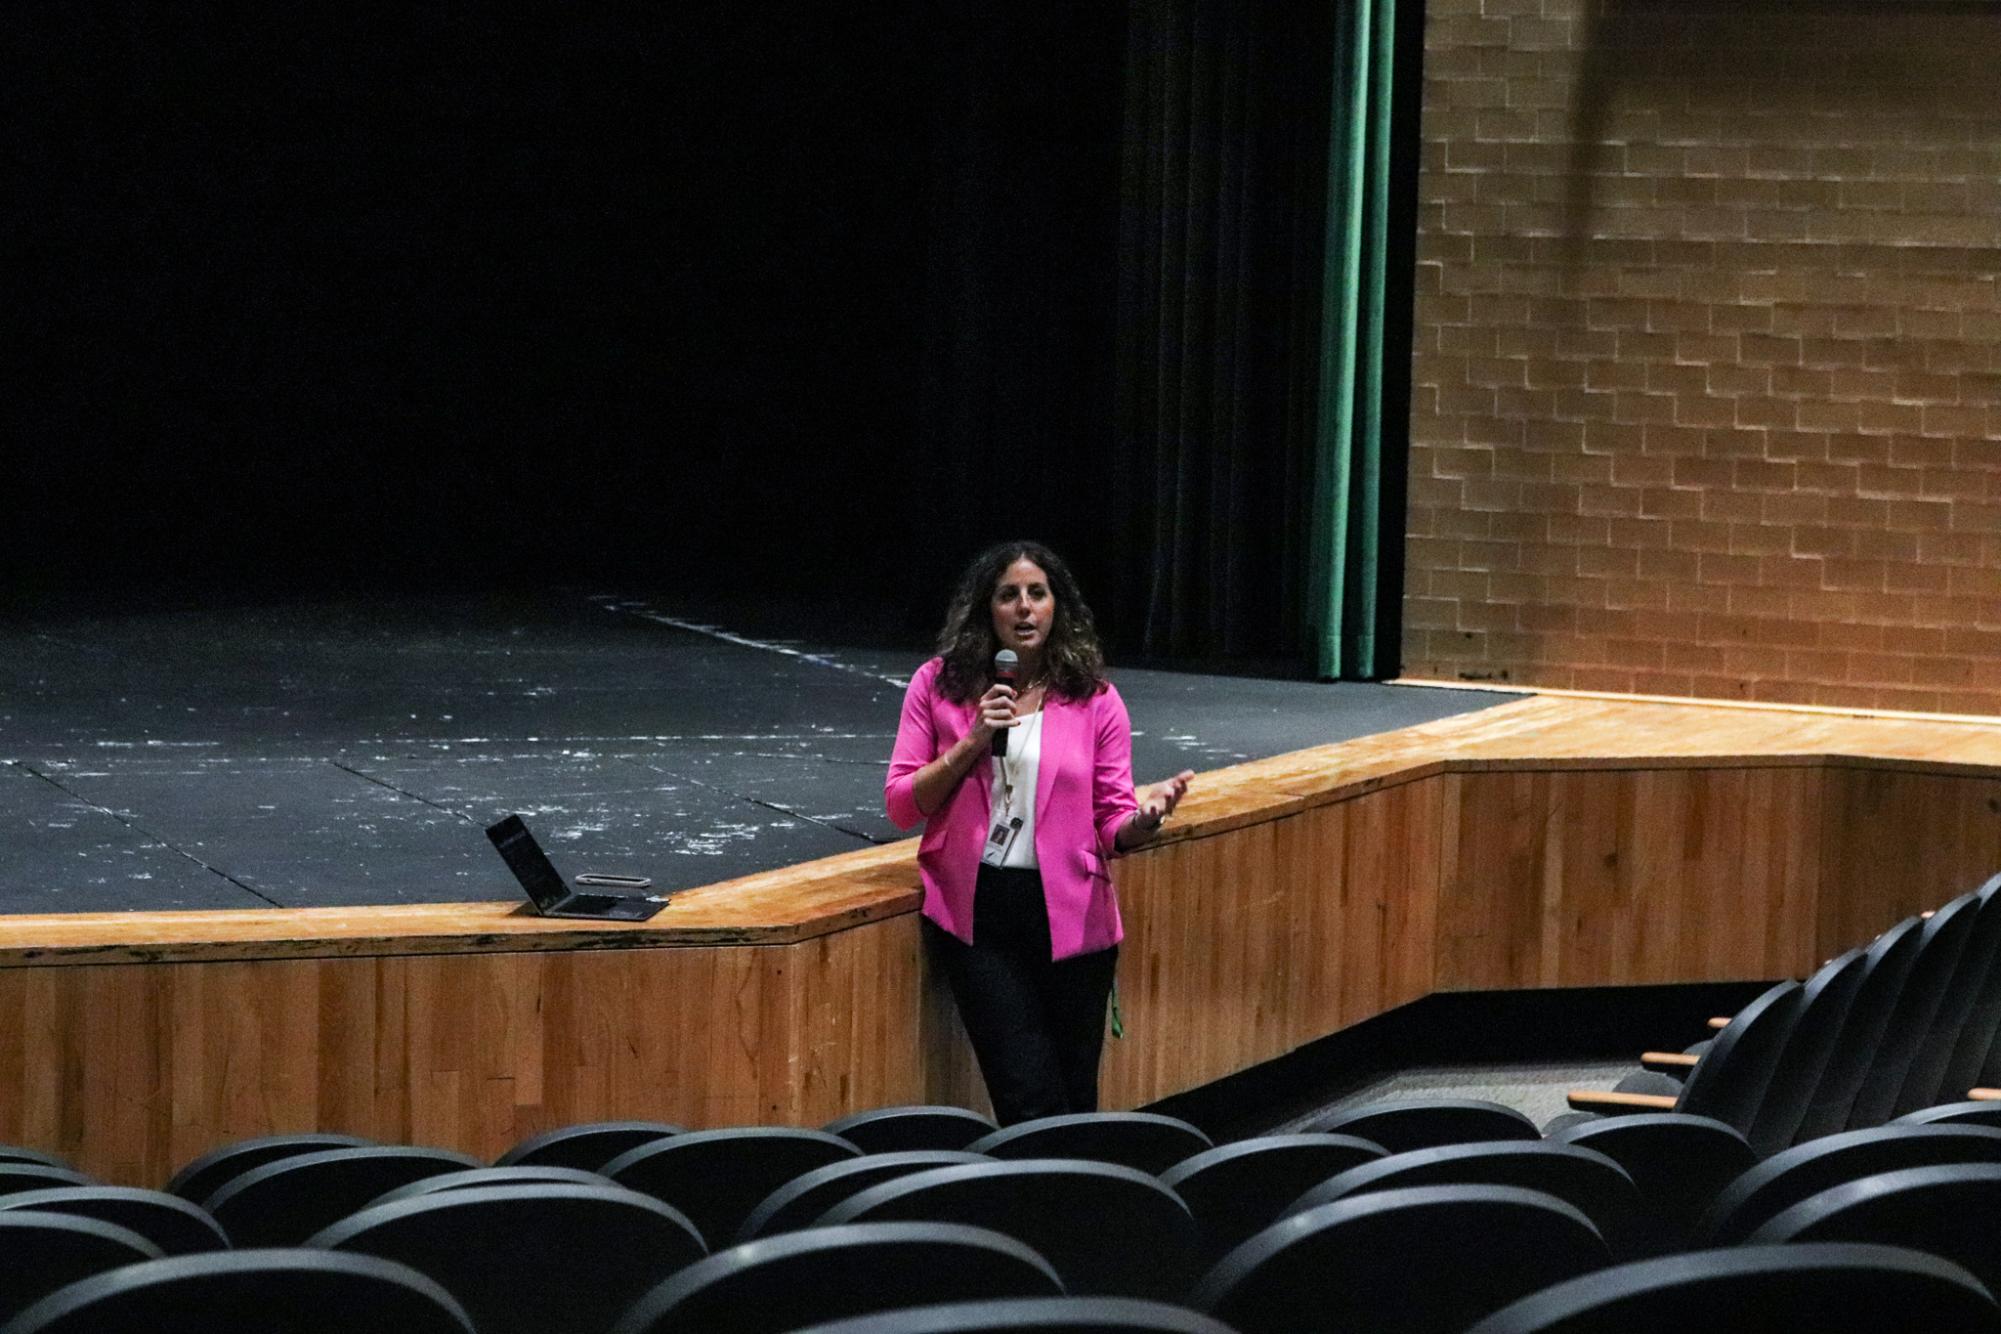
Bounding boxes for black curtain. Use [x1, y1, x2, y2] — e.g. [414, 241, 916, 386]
[1111, 0, 1337, 664]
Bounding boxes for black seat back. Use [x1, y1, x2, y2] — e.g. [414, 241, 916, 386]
[1546, 1114, 1754, 1256]
[1698, 1123, 2001, 1245]
[0, 1213, 161, 1323]
[823, 1159, 1200, 1301]
[1894, 1102, 2001, 1132]
[0, 1187, 230, 1255]
[1793, 916, 1925, 1142]
[1287, 1140, 1645, 1260]
[1306, 1098, 1538, 1153]
[166, 1133, 372, 1205]
[0, 1164, 96, 1197]
[370, 1165, 614, 1205]
[1193, 1184, 1610, 1334]
[1749, 1163, 2001, 1298]
[967, 1113, 1211, 1176]
[1463, 1243, 2001, 1334]
[5, 1249, 477, 1334]
[312, 1183, 706, 1334]
[823, 1106, 997, 1153]
[1675, 980, 1803, 1134]
[602, 1127, 859, 1249]
[1849, 892, 1983, 1127]
[608, 1222, 1063, 1334]
[203, 1146, 481, 1247]
[739, 1150, 987, 1242]
[784, 1296, 1241, 1333]
[1159, 1133, 1387, 1265]
[496, 1121, 683, 1171]
[1935, 873, 2001, 1097]
[1743, 949, 1867, 1155]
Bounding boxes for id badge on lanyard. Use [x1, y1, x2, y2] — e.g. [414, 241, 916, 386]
[981, 811, 1024, 866]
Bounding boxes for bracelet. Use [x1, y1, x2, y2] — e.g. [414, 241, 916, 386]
[1136, 810, 1163, 833]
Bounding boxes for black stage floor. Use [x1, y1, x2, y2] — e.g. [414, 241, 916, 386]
[0, 591, 1502, 913]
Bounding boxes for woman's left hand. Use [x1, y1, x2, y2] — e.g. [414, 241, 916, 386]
[1137, 769, 1194, 829]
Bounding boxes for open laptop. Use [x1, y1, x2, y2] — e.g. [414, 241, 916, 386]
[485, 814, 667, 921]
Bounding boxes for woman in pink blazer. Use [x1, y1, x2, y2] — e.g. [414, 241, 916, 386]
[886, 540, 1192, 1124]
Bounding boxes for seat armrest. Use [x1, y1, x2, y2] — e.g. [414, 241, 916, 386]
[1567, 1090, 1679, 1112]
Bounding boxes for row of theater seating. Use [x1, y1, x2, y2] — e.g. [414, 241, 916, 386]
[7, 1090, 2001, 1330]
[1560, 871, 2001, 1154]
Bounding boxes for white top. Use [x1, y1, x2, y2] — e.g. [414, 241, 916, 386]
[988, 708, 1045, 870]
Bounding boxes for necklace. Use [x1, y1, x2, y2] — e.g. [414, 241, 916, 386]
[997, 709, 1044, 820]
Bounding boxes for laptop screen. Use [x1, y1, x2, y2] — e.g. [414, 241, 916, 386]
[485, 815, 569, 909]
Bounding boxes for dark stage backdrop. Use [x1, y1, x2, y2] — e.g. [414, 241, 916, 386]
[8, 6, 1341, 666]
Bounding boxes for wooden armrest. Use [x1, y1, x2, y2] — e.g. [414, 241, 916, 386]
[1969, 1088, 2001, 1101]
[1707, 1016, 1729, 1030]
[1567, 1090, 1679, 1111]
[1642, 1051, 1700, 1072]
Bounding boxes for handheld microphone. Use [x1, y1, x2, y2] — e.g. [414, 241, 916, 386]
[991, 649, 1019, 757]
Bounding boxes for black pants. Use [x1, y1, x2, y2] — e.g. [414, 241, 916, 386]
[927, 864, 1119, 1127]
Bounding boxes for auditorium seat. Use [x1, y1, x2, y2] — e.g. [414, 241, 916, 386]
[0, 1146, 73, 1171]
[789, 1296, 1241, 1333]
[0, 1163, 96, 1197]
[1191, 1184, 1610, 1334]
[820, 1159, 1200, 1301]
[1283, 1140, 1645, 1260]
[310, 1183, 706, 1334]
[1847, 891, 1984, 1127]
[202, 1145, 481, 1247]
[3, 1250, 478, 1333]
[165, 1132, 373, 1206]
[824, 1105, 997, 1153]
[607, 1221, 1064, 1334]
[496, 1120, 684, 1172]
[1305, 1097, 1538, 1152]
[1895, 1101, 2001, 1131]
[0, 1187, 230, 1255]
[1157, 1133, 1387, 1266]
[966, 1112, 1212, 1175]
[1556, 945, 1863, 1142]
[1936, 873, 2001, 1098]
[601, 1126, 859, 1248]
[0, 1213, 162, 1322]
[1900, 878, 2001, 1115]
[1565, 981, 1803, 1137]
[1465, 1244, 2001, 1334]
[737, 1149, 987, 1242]
[1791, 916, 1925, 1142]
[368, 1164, 616, 1204]
[1697, 1124, 2001, 1246]
[1749, 1163, 2001, 1295]
[1544, 1114, 1754, 1256]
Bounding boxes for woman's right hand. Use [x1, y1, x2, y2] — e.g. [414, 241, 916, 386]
[971, 683, 1017, 743]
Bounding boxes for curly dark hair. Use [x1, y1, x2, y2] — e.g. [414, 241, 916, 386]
[934, 540, 1109, 703]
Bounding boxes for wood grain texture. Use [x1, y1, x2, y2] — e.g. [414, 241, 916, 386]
[0, 694, 1994, 1184]
[1819, 767, 2001, 958]
[1436, 766, 1822, 991]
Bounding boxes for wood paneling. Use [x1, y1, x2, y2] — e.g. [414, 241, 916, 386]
[1435, 767, 1821, 992]
[1819, 767, 2001, 958]
[0, 694, 1995, 1184]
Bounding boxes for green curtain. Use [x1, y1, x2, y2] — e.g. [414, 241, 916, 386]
[1309, 0, 1401, 681]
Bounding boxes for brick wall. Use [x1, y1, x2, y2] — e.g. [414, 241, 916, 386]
[1403, 0, 2001, 715]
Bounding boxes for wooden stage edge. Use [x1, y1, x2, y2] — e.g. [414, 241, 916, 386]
[5, 693, 2000, 1184]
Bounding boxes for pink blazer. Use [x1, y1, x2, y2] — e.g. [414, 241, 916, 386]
[885, 657, 1139, 960]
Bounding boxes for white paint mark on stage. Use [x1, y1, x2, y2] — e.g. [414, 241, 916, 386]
[592, 596, 909, 688]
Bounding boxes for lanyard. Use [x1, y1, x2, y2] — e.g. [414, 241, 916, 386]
[996, 708, 1044, 820]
